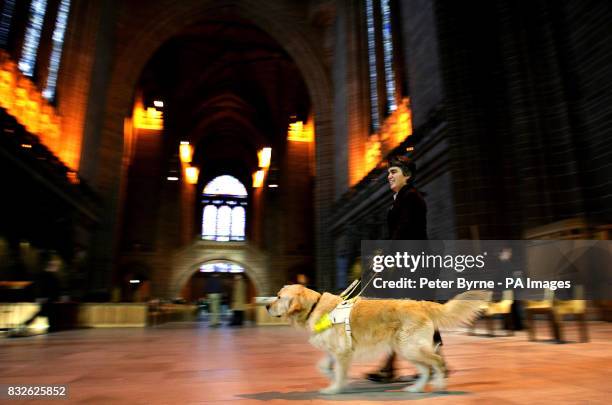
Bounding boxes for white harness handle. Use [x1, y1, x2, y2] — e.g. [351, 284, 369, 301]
[324, 268, 380, 347]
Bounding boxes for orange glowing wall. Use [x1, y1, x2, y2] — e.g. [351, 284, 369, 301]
[353, 98, 413, 183]
[0, 51, 71, 166]
[348, 130, 367, 187]
[381, 98, 413, 149]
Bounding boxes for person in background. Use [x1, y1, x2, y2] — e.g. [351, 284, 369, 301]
[230, 274, 247, 326]
[206, 273, 222, 327]
[30, 252, 62, 332]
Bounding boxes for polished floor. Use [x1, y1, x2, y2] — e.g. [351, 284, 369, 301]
[1, 321, 611, 404]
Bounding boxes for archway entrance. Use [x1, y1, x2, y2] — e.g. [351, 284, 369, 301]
[181, 260, 256, 325]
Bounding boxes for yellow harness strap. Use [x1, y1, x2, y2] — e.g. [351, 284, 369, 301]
[313, 297, 357, 335]
[314, 313, 333, 333]
[311, 280, 361, 336]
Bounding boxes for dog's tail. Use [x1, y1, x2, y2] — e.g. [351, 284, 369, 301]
[425, 290, 491, 329]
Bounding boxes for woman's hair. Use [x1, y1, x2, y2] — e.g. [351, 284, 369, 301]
[387, 155, 416, 178]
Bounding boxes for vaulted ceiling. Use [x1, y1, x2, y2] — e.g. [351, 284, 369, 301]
[136, 15, 311, 188]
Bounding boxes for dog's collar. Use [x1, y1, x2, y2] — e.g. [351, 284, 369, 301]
[305, 295, 321, 321]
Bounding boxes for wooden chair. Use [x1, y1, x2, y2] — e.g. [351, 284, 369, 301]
[0, 302, 48, 336]
[471, 290, 514, 336]
[0, 303, 40, 331]
[524, 287, 588, 343]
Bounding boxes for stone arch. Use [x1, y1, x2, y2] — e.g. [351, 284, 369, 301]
[174, 259, 263, 299]
[168, 241, 270, 298]
[111, 1, 331, 118]
[90, 0, 334, 292]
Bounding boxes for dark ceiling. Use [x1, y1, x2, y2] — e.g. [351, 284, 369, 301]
[136, 16, 311, 187]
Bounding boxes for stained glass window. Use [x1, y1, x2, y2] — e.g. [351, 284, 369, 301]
[365, 0, 380, 132]
[18, 0, 48, 77]
[216, 206, 232, 241]
[201, 175, 247, 241]
[43, 0, 71, 100]
[0, 0, 16, 48]
[366, 0, 398, 129]
[199, 262, 245, 273]
[203, 175, 247, 196]
[231, 206, 245, 239]
[381, 0, 397, 112]
[202, 205, 218, 240]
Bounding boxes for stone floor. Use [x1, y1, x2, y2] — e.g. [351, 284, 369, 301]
[1, 321, 610, 404]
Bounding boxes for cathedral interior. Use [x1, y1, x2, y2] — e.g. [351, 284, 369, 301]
[0, 0, 611, 403]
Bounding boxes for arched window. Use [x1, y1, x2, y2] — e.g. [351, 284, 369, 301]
[201, 175, 247, 241]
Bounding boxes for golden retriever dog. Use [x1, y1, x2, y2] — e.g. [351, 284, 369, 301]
[267, 284, 490, 394]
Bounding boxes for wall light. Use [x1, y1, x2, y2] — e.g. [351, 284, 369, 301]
[134, 106, 163, 130]
[179, 141, 192, 163]
[287, 120, 314, 142]
[185, 166, 199, 184]
[67, 171, 79, 185]
[252, 170, 265, 188]
[153, 100, 164, 108]
[167, 176, 179, 181]
[258, 147, 271, 168]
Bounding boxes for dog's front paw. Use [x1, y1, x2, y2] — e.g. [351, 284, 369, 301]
[431, 377, 446, 392]
[317, 357, 334, 378]
[319, 385, 343, 395]
[405, 385, 425, 393]
[317, 366, 334, 379]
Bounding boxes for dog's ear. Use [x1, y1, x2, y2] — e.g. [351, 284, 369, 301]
[286, 295, 303, 316]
